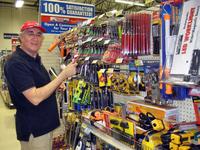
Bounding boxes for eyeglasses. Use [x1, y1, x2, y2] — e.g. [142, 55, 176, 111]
[23, 30, 43, 38]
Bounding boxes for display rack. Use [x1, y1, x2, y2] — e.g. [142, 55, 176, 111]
[0, 51, 14, 108]
[114, 92, 197, 123]
[82, 121, 133, 150]
[49, 1, 200, 149]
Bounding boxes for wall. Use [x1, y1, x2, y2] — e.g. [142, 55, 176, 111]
[0, 5, 38, 50]
[0, 4, 60, 72]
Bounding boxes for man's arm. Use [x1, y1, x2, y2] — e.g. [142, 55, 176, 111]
[22, 62, 77, 105]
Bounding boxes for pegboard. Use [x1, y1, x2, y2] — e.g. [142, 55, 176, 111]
[169, 98, 196, 122]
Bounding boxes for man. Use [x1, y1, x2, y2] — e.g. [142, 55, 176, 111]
[4, 21, 77, 150]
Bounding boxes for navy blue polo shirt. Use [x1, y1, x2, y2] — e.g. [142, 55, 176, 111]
[4, 46, 60, 141]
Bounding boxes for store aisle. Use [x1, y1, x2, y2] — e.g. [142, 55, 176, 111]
[0, 98, 20, 150]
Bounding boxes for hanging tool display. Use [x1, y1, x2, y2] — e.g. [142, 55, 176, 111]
[152, 10, 161, 55]
[102, 43, 122, 64]
[91, 87, 112, 110]
[67, 80, 77, 110]
[45, 3, 200, 150]
[112, 73, 131, 95]
[72, 80, 91, 111]
[160, 2, 173, 101]
[57, 38, 71, 59]
[48, 27, 80, 59]
[121, 13, 151, 59]
[143, 60, 160, 103]
[77, 16, 122, 57]
[67, 57, 114, 111]
[159, 0, 191, 101]
[78, 37, 109, 57]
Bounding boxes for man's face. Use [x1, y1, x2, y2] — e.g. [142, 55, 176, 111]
[20, 28, 43, 55]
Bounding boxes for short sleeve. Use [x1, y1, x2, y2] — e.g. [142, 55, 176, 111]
[4, 62, 35, 93]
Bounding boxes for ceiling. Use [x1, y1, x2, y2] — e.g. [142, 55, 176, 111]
[0, 0, 39, 7]
[0, 0, 160, 15]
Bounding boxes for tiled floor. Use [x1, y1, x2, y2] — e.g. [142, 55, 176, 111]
[0, 97, 65, 150]
[0, 98, 20, 150]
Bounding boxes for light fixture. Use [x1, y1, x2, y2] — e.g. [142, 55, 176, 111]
[15, 0, 24, 8]
[115, 0, 145, 7]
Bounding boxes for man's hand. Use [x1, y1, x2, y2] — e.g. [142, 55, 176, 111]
[57, 82, 66, 92]
[61, 62, 78, 79]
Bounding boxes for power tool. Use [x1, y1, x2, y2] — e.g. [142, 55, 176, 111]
[170, 131, 194, 145]
[142, 131, 163, 150]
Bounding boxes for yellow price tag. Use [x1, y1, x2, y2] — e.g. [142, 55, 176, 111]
[107, 68, 114, 73]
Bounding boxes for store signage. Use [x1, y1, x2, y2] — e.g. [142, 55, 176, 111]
[40, 0, 95, 18]
[170, 0, 200, 75]
[3, 33, 19, 39]
[40, 0, 95, 34]
[40, 16, 86, 34]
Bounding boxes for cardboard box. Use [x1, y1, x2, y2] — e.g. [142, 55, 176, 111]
[127, 100, 178, 122]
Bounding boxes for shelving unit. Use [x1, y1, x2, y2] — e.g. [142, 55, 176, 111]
[52, 1, 200, 149]
[82, 121, 134, 150]
[0, 52, 14, 109]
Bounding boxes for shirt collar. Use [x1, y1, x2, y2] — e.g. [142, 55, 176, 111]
[16, 45, 41, 64]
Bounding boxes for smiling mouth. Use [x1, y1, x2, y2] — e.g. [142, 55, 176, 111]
[31, 43, 39, 46]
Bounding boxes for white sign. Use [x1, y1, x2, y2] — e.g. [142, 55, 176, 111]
[171, 0, 200, 75]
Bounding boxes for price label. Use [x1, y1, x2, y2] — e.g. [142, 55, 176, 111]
[116, 58, 123, 64]
[135, 60, 143, 66]
[107, 68, 114, 73]
[77, 40, 82, 46]
[92, 38, 97, 41]
[85, 56, 90, 61]
[99, 69, 106, 73]
[84, 127, 91, 134]
[97, 37, 103, 42]
[116, 10, 123, 17]
[87, 36, 93, 42]
[104, 39, 110, 45]
[92, 60, 98, 64]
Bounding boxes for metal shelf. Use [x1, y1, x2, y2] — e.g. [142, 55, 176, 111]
[137, 55, 160, 61]
[82, 122, 133, 150]
[160, 80, 198, 88]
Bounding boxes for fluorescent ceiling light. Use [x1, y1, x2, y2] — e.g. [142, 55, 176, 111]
[15, 0, 24, 8]
[115, 0, 145, 7]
